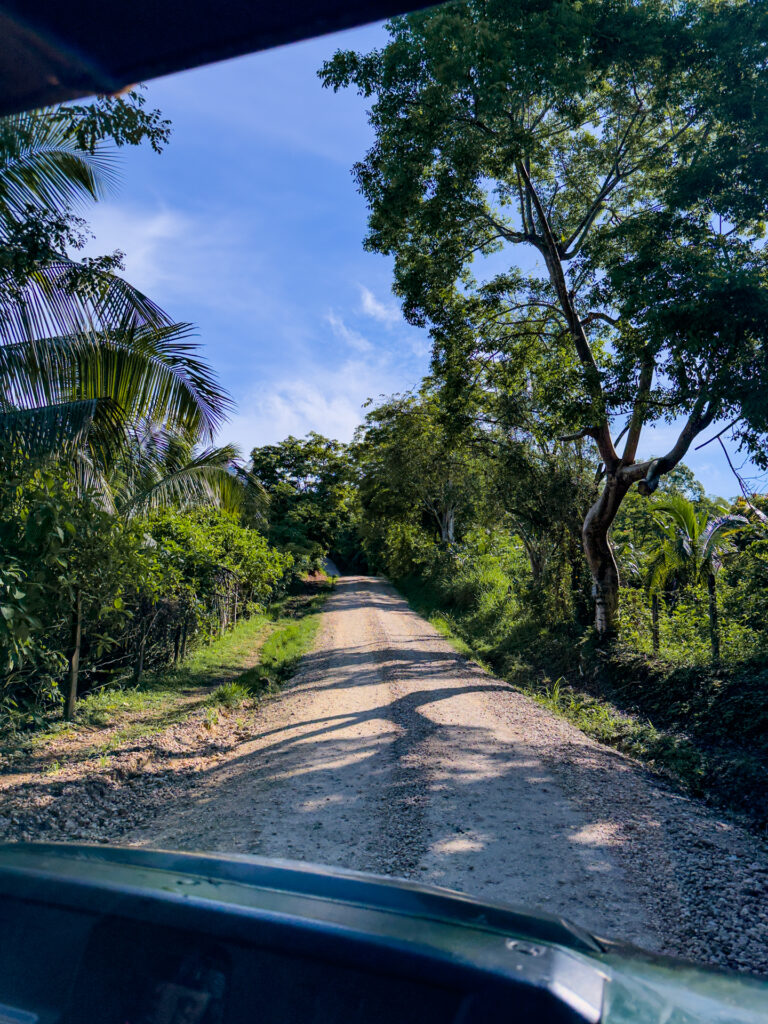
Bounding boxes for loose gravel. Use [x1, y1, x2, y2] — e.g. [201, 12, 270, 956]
[1, 576, 766, 975]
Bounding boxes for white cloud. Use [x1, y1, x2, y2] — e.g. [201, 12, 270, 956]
[79, 200, 279, 324]
[82, 205, 188, 295]
[359, 285, 401, 326]
[326, 311, 373, 353]
[409, 336, 431, 360]
[225, 354, 410, 451]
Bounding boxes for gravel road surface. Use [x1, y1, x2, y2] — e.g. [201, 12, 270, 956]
[121, 576, 768, 972]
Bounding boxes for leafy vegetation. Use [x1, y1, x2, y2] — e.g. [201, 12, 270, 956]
[3, 584, 329, 763]
[276, 0, 768, 825]
[321, 0, 768, 639]
[0, 95, 298, 729]
[250, 433, 358, 569]
[341, 387, 768, 821]
[3, 0, 768, 835]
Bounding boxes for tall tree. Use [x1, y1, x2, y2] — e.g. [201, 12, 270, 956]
[250, 433, 354, 558]
[355, 391, 480, 547]
[321, 0, 768, 636]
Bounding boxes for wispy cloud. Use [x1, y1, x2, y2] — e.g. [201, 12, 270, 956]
[81, 200, 283, 326]
[326, 311, 373, 352]
[226, 354, 402, 450]
[359, 285, 401, 326]
[82, 205, 188, 295]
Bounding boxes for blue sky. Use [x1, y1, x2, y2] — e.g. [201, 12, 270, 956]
[82, 21, 763, 499]
[84, 22, 430, 450]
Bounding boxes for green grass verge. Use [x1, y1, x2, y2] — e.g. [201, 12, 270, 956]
[207, 584, 330, 706]
[3, 581, 333, 760]
[397, 577, 766, 825]
[79, 611, 273, 724]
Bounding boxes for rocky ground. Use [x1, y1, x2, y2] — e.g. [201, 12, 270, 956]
[1, 576, 767, 974]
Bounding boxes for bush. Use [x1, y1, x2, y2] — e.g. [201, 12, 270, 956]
[208, 682, 252, 708]
[0, 473, 293, 727]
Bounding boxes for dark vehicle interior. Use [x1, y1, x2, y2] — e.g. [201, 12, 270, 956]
[0, 0, 430, 115]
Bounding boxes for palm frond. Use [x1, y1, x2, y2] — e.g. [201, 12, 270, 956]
[0, 323, 231, 442]
[644, 544, 681, 595]
[119, 444, 244, 515]
[0, 259, 172, 349]
[701, 513, 749, 566]
[651, 494, 700, 543]
[0, 107, 234, 497]
[0, 397, 125, 464]
[0, 109, 118, 221]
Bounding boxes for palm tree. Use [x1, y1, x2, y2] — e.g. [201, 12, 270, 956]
[645, 494, 748, 663]
[101, 424, 266, 517]
[0, 107, 230, 458]
[0, 105, 239, 718]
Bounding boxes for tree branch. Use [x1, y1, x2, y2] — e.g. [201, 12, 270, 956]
[581, 311, 620, 328]
[559, 427, 599, 442]
[694, 417, 740, 450]
[717, 437, 768, 527]
[516, 160, 617, 468]
[620, 396, 716, 494]
[622, 351, 654, 464]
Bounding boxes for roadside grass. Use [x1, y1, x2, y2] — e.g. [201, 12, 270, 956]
[2, 580, 333, 764]
[396, 578, 726, 807]
[211, 584, 330, 704]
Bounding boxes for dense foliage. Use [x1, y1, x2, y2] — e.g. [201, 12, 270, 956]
[306, 0, 768, 816]
[261, 399, 768, 819]
[250, 433, 357, 567]
[321, 0, 768, 637]
[0, 472, 293, 728]
[0, 95, 291, 727]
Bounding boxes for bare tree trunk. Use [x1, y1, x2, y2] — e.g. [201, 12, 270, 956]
[133, 628, 147, 685]
[651, 592, 660, 655]
[220, 589, 227, 636]
[582, 474, 631, 639]
[173, 626, 181, 665]
[521, 537, 544, 585]
[434, 506, 456, 545]
[440, 508, 455, 544]
[65, 588, 82, 721]
[707, 571, 720, 665]
[180, 617, 189, 661]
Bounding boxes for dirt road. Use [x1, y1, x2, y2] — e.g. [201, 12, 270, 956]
[124, 576, 768, 971]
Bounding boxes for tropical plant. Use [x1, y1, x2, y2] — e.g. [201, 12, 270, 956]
[0, 98, 229, 464]
[96, 425, 261, 517]
[0, 96, 280, 724]
[644, 495, 748, 663]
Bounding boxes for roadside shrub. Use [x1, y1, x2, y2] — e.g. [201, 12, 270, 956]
[208, 682, 252, 708]
[0, 473, 292, 727]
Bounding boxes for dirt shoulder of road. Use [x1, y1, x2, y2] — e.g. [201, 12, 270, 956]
[0, 585, 327, 844]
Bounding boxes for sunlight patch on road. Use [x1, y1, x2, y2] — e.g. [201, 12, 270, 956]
[431, 832, 490, 855]
[569, 822, 625, 850]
